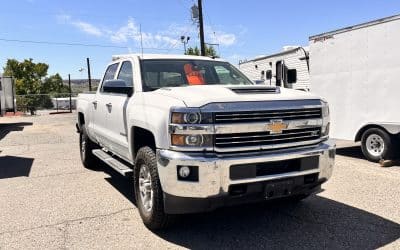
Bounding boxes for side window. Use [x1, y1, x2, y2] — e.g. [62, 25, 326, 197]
[117, 61, 134, 88]
[101, 63, 119, 87]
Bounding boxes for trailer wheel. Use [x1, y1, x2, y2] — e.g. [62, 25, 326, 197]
[361, 128, 395, 162]
[134, 147, 174, 230]
[79, 126, 100, 169]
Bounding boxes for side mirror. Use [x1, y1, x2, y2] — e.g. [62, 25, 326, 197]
[266, 70, 272, 80]
[287, 69, 297, 84]
[102, 80, 133, 96]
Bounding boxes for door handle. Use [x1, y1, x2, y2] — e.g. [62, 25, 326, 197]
[106, 103, 112, 107]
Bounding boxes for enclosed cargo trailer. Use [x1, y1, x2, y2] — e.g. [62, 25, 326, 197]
[309, 14, 400, 161]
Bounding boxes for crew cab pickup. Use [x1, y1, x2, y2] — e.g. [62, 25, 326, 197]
[76, 54, 335, 229]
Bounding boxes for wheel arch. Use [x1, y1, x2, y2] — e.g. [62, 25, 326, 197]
[131, 126, 156, 160]
[77, 112, 85, 132]
[355, 123, 400, 142]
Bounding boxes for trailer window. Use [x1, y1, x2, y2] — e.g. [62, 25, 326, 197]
[287, 69, 297, 84]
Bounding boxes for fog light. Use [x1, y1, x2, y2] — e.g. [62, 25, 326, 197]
[178, 166, 191, 178]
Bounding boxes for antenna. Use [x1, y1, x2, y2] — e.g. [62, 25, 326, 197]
[139, 24, 144, 57]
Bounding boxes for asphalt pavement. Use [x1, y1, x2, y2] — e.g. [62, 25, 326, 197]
[0, 113, 399, 249]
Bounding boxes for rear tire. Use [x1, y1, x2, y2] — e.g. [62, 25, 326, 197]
[361, 128, 395, 162]
[134, 147, 174, 230]
[79, 125, 101, 169]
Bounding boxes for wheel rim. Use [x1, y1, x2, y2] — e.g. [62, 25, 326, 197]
[366, 133, 385, 157]
[139, 164, 153, 212]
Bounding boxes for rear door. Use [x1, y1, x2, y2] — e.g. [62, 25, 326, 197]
[104, 60, 134, 160]
[92, 62, 119, 146]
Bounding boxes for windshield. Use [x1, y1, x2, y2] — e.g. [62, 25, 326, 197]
[140, 59, 253, 91]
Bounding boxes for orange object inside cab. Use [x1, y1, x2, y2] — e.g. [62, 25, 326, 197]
[184, 64, 205, 85]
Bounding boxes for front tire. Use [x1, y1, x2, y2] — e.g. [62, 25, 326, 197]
[134, 147, 174, 230]
[361, 128, 395, 162]
[79, 125, 100, 169]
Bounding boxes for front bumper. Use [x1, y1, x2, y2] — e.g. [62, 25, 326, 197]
[157, 139, 335, 214]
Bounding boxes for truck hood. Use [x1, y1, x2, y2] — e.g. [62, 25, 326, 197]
[153, 85, 320, 107]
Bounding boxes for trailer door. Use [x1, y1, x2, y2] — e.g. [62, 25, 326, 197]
[276, 61, 283, 87]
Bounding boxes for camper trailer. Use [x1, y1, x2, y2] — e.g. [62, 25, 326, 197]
[0, 75, 16, 116]
[309, 14, 400, 162]
[239, 46, 310, 91]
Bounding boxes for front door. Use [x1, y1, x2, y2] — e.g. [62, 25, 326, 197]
[92, 62, 119, 146]
[104, 60, 134, 160]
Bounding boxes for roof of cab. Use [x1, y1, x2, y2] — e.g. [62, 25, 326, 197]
[112, 53, 225, 62]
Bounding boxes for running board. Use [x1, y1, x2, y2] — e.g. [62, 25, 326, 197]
[92, 149, 133, 177]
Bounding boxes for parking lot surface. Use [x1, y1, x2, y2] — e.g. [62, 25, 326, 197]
[0, 113, 399, 249]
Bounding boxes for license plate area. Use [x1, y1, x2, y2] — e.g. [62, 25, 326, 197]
[264, 179, 295, 198]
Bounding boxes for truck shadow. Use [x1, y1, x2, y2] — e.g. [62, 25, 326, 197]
[0, 155, 34, 179]
[0, 122, 33, 141]
[336, 146, 364, 159]
[104, 174, 400, 249]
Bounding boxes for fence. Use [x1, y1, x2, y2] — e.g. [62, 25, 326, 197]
[16, 93, 79, 115]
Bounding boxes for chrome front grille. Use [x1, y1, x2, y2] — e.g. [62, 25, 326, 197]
[213, 107, 323, 152]
[214, 108, 322, 124]
[215, 127, 321, 149]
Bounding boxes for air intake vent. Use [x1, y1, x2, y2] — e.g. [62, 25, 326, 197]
[229, 87, 279, 94]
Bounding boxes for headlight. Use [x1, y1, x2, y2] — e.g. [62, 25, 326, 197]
[322, 104, 329, 117]
[170, 108, 214, 150]
[321, 100, 330, 137]
[171, 109, 213, 124]
[171, 134, 213, 147]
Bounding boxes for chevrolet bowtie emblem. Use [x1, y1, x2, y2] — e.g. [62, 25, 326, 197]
[266, 120, 288, 134]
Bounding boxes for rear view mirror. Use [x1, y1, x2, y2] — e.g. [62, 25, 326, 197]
[102, 80, 133, 96]
[266, 70, 272, 80]
[287, 69, 297, 84]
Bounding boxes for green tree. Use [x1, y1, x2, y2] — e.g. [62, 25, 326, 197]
[3, 58, 65, 114]
[42, 73, 68, 94]
[185, 45, 219, 58]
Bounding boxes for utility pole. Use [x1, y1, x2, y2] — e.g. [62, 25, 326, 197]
[86, 58, 92, 91]
[198, 0, 206, 56]
[68, 74, 72, 113]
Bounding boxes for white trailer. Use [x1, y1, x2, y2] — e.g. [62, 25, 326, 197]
[239, 46, 310, 91]
[309, 14, 400, 161]
[0, 75, 16, 116]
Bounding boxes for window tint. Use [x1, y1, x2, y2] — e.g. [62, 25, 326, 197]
[102, 63, 119, 85]
[117, 61, 134, 87]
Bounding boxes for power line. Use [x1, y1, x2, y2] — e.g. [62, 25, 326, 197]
[0, 38, 127, 48]
[0, 38, 183, 52]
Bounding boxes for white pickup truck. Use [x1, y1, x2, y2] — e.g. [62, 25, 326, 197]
[76, 54, 335, 229]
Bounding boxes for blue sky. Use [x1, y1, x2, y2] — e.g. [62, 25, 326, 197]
[0, 0, 399, 79]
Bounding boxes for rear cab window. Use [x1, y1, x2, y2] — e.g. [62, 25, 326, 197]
[101, 63, 119, 92]
[117, 61, 134, 90]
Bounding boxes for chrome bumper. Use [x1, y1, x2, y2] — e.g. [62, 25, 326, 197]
[157, 139, 335, 198]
